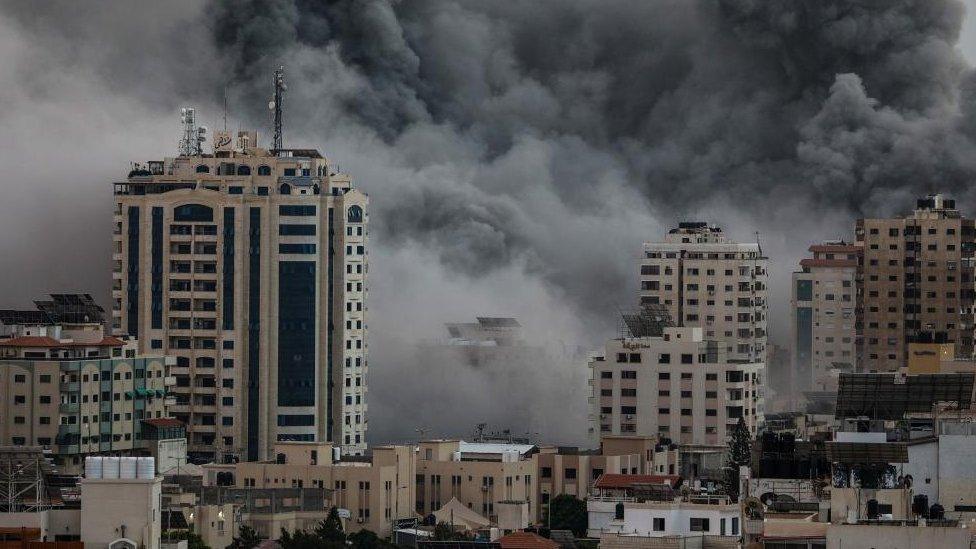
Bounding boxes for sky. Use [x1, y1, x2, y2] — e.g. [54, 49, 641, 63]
[4, 0, 976, 445]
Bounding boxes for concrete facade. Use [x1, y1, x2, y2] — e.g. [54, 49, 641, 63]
[0, 326, 172, 473]
[790, 242, 858, 393]
[589, 327, 764, 446]
[113, 140, 369, 460]
[228, 442, 414, 537]
[856, 194, 976, 372]
[80, 477, 162, 549]
[639, 223, 768, 364]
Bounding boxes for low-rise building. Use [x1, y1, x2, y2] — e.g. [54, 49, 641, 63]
[0, 295, 176, 473]
[215, 441, 415, 538]
[415, 440, 537, 527]
[592, 495, 740, 546]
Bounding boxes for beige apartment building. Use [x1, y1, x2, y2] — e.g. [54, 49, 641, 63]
[228, 441, 414, 537]
[535, 436, 654, 510]
[639, 223, 768, 364]
[113, 126, 369, 461]
[415, 440, 538, 527]
[856, 194, 976, 371]
[589, 326, 763, 447]
[790, 242, 859, 393]
[0, 295, 173, 473]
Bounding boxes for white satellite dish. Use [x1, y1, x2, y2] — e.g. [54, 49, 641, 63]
[269, 101, 276, 110]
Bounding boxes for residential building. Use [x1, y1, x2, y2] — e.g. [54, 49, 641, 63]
[791, 242, 858, 394]
[112, 126, 369, 460]
[219, 441, 414, 538]
[591, 495, 740, 544]
[588, 324, 764, 446]
[535, 435, 655, 510]
[639, 222, 768, 364]
[856, 194, 976, 371]
[0, 295, 174, 473]
[415, 440, 537, 526]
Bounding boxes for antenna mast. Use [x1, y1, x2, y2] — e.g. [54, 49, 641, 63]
[178, 107, 207, 156]
[270, 67, 286, 154]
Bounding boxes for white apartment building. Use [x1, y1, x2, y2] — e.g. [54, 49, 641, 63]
[639, 223, 768, 364]
[590, 497, 740, 540]
[113, 127, 368, 461]
[588, 326, 763, 447]
[790, 242, 858, 393]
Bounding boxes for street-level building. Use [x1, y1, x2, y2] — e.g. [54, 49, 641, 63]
[113, 128, 369, 461]
[589, 326, 763, 446]
[856, 194, 976, 371]
[222, 441, 413, 538]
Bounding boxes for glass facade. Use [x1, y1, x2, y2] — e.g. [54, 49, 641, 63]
[151, 207, 163, 329]
[247, 207, 261, 461]
[126, 206, 140, 338]
[277, 261, 316, 407]
[223, 207, 235, 330]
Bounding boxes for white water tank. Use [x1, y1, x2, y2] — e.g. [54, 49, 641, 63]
[85, 456, 103, 479]
[103, 457, 121, 479]
[332, 446, 341, 463]
[137, 457, 156, 479]
[452, 451, 462, 462]
[120, 457, 138, 479]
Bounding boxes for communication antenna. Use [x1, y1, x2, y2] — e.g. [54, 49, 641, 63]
[269, 66, 286, 154]
[178, 107, 207, 156]
[222, 87, 228, 132]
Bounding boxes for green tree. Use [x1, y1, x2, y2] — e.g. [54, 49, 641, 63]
[166, 531, 211, 549]
[722, 417, 752, 502]
[313, 508, 346, 543]
[348, 529, 395, 549]
[548, 494, 587, 537]
[227, 525, 262, 549]
[433, 522, 468, 541]
[278, 528, 324, 549]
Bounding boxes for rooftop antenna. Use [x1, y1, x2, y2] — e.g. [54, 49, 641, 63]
[269, 66, 286, 154]
[222, 87, 228, 132]
[178, 107, 207, 156]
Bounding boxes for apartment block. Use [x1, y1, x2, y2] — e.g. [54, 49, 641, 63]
[639, 222, 768, 364]
[535, 436, 654, 514]
[791, 242, 858, 393]
[0, 295, 173, 473]
[589, 325, 763, 446]
[856, 194, 976, 371]
[415, 440, 537, 527]
[226, 441, 414, 538]
[112, 130, 369, 460]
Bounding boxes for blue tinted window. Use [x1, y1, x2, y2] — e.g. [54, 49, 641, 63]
[279, 244, 316, 254]
[278, 261, 316, 407]
[279, 224, 316, 236]
[279, 205, 316, 216]
[173, 204, 214, 222]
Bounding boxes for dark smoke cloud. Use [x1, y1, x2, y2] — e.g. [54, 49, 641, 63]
[2, 0, 976, 444]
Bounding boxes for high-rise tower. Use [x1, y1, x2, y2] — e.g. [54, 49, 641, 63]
[112, 123, 369, 461]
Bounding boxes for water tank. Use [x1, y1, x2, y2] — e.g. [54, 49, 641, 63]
[103, 457, 121, 479]
[85, 456, 103, 479]
[930, 503, 945, 520]
[913, 494, 929, 518]
[120, 457, 138, 479]
[452, 451, 462, 462]
[137, 457, 156, 479]
[332, 446, 341, 463]
[866, 499, 880, 519]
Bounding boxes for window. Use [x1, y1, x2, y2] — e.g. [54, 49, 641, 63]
[348, 205, 364, 223]
[279, 224, 316, 236]
[653, 518, 665, 531]
[690, 518, 710, 532]
[621, 371, 637, 379]
[681, 354, 693, 364]
[658, 373, 670, 380]
[541, 467, 552, 478]
[257, 165, 272, 176]
[564, 468, 577, 479]
[621, 406, 637, 415]
[600, 371, 612, 379]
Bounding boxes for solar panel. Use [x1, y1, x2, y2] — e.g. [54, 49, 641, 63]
[835, 373, 974, 420]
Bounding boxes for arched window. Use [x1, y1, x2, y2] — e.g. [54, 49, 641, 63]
[195, 165, 210, 173]
[347, 205, 363, 223]
[279, 183, 291, 195]
[173, 204, 214, 222]
[257, 165, 272, 176]
[237, 165, 251, 176]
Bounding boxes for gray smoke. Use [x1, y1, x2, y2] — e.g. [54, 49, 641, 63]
[2, 0, 976, 445]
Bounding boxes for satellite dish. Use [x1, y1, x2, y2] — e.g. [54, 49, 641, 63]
[269, 101, 276, 110]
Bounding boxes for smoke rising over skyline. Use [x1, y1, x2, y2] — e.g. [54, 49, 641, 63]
[4, 0, 976, 444]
